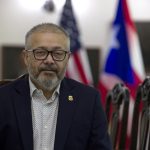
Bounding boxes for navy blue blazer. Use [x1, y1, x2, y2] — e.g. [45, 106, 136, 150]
[0, 74, 112, 150]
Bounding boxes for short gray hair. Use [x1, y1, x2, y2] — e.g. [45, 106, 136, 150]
[25, 23, 70, 50]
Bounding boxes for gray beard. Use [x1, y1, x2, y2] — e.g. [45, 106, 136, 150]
[29, 73, 61, 91]
[27, 63, 66, 91]
[37, 76, 61, 91]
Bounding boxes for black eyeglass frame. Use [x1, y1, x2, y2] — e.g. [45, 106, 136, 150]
[26, 49, 70, 61]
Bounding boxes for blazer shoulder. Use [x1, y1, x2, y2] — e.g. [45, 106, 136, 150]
[0, 74, 28, 92]
[63, 77, 99, 94]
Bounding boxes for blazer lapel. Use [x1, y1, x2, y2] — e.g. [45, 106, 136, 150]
[54, 79, 78, 150]
[12, 76, 33, 150]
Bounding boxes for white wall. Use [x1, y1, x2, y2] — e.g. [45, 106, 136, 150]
[0, 0, 149, 79]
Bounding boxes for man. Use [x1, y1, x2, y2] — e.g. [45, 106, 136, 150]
[0, 23, 112, 150]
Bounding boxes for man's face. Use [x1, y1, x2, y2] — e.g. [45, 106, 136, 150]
[23, 32, 70, 91]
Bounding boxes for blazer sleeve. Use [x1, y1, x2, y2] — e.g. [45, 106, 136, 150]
[87, 92, 112, 150]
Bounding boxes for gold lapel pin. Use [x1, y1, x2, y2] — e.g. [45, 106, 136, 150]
[68, 95, 73, 101]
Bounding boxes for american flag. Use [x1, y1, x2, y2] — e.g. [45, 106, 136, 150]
[98, 0, 145, 148]
[59, 0, 93, 85]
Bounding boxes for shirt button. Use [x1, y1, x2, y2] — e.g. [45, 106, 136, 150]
[44, 126, 48, 129]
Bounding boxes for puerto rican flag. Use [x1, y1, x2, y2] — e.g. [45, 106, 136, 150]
[59, 0, 93, 85]
[98, 0, 145, 148]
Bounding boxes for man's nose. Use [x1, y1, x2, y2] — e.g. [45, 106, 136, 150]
[43, 53, 55, 64]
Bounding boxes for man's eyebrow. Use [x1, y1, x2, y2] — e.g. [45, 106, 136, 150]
[50, 46, 64, 50]
[34, 46, 47, 49]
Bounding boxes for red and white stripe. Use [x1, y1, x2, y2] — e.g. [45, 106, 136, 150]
[66, 48, 93, 85]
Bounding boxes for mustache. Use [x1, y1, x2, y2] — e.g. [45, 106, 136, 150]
[39, 65, 58, 73]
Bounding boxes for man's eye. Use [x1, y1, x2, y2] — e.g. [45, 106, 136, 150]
[35, 50, 46, 55]
[54, 51, 64, 55]
[55, 52, 63, 55]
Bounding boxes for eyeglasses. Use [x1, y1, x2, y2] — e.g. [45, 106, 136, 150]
[26, 48, 70, 61]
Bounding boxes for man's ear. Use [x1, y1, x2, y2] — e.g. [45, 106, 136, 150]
[68, 52, 71, 59]
[21, 50, 28, 66]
